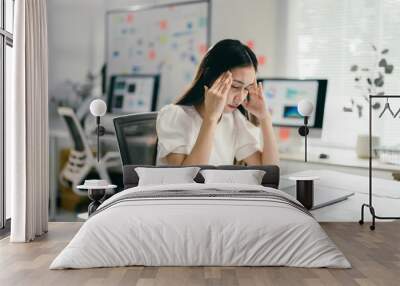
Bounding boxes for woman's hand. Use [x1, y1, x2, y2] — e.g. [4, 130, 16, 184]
[203, 71, 233, 122]
[242, 81, 270, 120]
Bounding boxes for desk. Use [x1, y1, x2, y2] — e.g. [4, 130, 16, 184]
[280, 145, 400, 180]
[281, 169, 400, 222]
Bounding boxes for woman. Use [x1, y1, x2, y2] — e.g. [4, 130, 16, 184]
[156, 39, 279, 166]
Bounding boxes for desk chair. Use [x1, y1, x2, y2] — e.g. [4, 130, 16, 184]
[58, 107, 120, 196]
[113, 112, 158, 166]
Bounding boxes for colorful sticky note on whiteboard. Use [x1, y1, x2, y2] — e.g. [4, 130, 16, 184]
[159, 20, 168, 30]
[198, 43, 207, 55]
[148, 50, 156, 60]
[190, 55, 197, 64]
[132, 65, 141, 73]
[159, 35, 168, 44]
[126, 13, 134, 23]
[279, 127, 290, 141]
[258, 55, 266, 65]
[246, 40, 255, 49]
[198, 17, 207, 28]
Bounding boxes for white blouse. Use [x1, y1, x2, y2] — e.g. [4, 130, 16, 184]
[156, 104, 261, 165]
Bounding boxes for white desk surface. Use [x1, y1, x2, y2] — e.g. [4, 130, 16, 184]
[280, 145, 400, 172]
[281, 169, 400, 222]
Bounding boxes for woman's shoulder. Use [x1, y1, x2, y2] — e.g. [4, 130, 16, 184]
[157, 104, 196, 127]
[158, 103, 193, 116]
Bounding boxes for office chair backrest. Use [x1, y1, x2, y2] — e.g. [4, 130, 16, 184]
[113, 112, 158, 166]
[58, 107, 91, 153]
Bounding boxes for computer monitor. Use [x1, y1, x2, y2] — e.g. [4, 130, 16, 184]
[257, 78, 327, 129]
[107, 74, 160, 114]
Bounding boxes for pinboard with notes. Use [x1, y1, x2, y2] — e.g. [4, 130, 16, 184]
[106, 0, 210, 109]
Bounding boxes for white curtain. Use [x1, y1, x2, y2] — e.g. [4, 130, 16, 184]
[8, 0, 49, 242]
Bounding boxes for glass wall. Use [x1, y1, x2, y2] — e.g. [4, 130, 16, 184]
[0, 0, 13, 230]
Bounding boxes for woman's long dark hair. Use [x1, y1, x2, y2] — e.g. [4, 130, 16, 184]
[175, 39, 258, 117]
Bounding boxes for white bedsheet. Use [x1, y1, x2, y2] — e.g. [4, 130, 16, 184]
[50, 183, 350, 269]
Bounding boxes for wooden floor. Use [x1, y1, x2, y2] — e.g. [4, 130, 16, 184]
[1, 222, 400, 286]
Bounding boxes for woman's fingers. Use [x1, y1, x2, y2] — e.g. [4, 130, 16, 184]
[258, 82, 264, 98]
[220, 76, 232, 96]
[204, 85, 209, 95]
[216, 72, 232, 94]
[212, 71, 232, 93]
[211, 72, 227, 91]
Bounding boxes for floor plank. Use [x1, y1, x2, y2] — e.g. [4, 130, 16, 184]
[0, 222, 399, 286]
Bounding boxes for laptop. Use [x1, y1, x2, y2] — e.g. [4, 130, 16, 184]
[279, 178, 354, 210]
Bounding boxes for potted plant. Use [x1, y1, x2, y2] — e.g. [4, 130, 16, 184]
[344, 44, 395, 158]
[344, 44, 394, 117]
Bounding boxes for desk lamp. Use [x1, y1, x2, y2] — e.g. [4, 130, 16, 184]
[297, 99, 314, 162]
[78, 99, 116, 216]
[287, 99, 317, 210]
[89, 99, 107, 162]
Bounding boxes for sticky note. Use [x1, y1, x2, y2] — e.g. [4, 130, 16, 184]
[246, 40, 255, 49]
[258, 55, 266, 65]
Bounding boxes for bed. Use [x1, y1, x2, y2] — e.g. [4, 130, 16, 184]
[50, 165, 350, 269]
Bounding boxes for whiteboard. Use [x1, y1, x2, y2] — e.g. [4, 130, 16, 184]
[106, 0, 210, 109]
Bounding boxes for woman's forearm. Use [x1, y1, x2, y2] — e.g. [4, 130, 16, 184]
[181, 119, 217, 165]
[260, 115, 280, 165]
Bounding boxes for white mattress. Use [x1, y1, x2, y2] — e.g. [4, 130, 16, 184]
[50, 183, 350, 269]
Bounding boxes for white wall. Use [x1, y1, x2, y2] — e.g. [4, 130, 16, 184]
[47, 0, 105, 94]
[48, 0, 279, 101]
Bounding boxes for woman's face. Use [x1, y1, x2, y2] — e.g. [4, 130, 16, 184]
[223, 66, 256, 113]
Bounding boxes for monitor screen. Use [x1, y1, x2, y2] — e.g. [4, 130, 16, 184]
[258, 78, 327, 128]
[108, 74, 159, 114]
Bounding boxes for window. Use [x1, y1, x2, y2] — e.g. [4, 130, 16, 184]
[1, 0, 14, 230]
[277, 0, 400, 147]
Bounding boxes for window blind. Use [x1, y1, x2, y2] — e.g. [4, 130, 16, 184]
[278, 0, 400, 147]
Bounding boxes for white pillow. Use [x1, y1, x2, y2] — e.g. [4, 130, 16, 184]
[135, 167, 200, 186]
[200, 169, 266, 185]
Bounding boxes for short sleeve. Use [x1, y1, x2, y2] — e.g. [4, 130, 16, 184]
[156, 104, 193, 161]
[233, 111, 261, 161]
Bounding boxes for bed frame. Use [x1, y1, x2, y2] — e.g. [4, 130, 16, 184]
[122, 165, 280, 189]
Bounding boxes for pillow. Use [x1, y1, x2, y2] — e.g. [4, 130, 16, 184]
[135, 167, 201, 186]
[200, 169, 266, 185]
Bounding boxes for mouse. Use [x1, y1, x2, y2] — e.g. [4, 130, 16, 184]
[319, 153, 329, 159]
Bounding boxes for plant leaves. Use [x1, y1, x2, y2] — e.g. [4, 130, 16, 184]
[385, 65, 393, 74]
[374, 76, 384, 87]
[343, 107, 353, 112]
[350, 65, 358, 72]
[367, 78, 372, 85]
[381, 49, 389, 54]
[356, 104, 363, 117]
[372, 102, 381, 109]
[379, 58, 387, 67]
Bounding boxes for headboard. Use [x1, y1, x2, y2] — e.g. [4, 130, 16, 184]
[123, 165, 280, 189]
